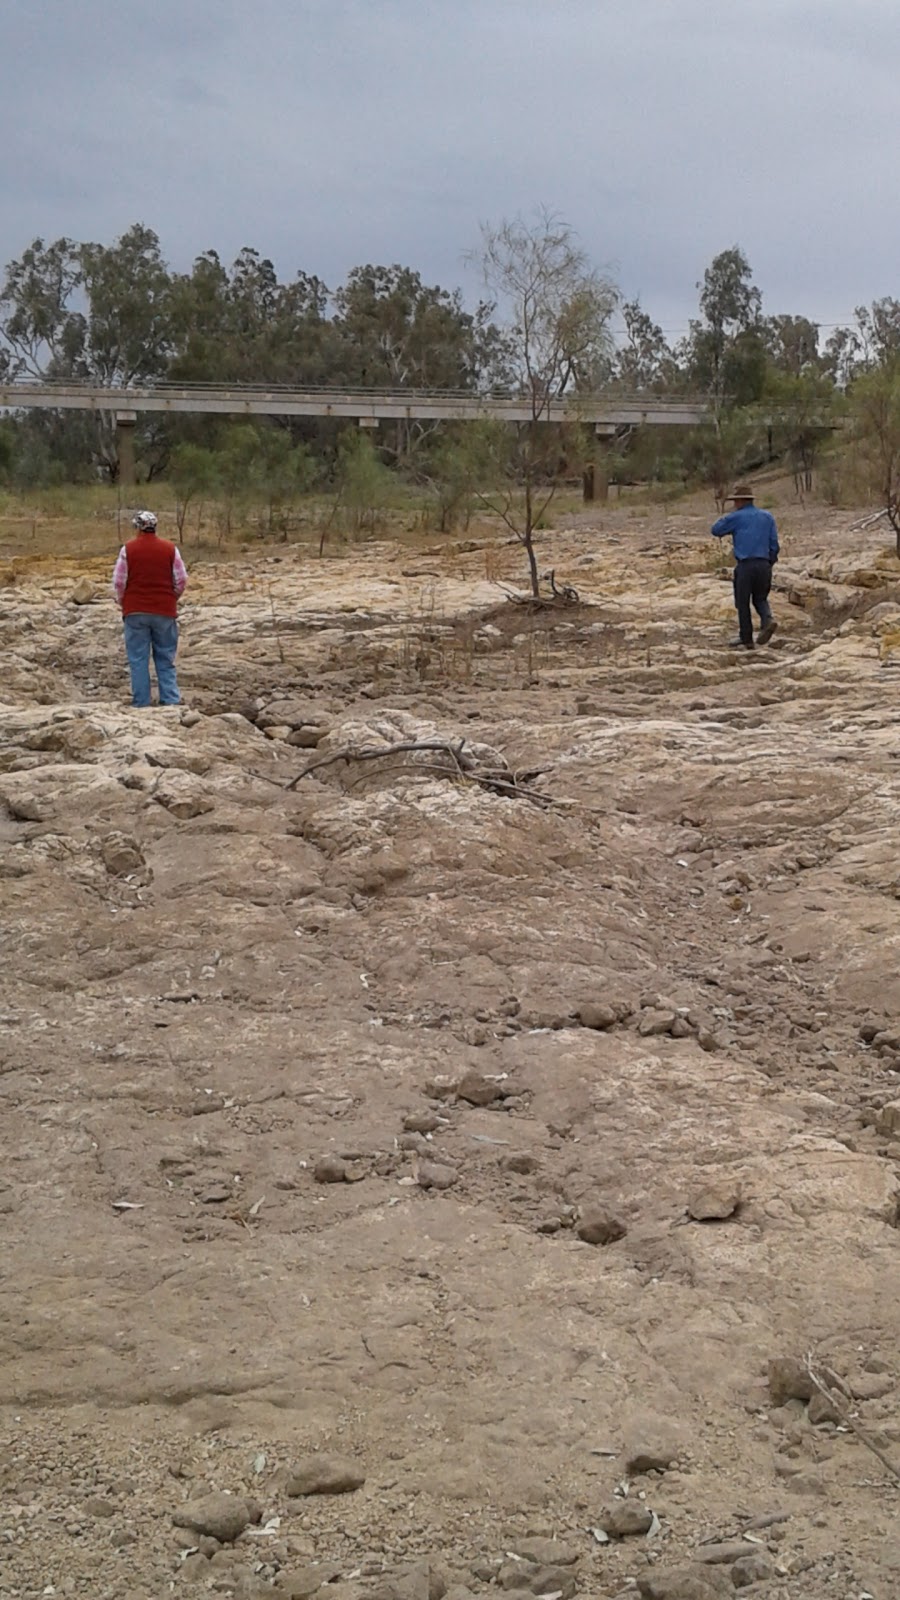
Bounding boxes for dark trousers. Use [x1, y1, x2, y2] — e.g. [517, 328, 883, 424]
[733, 559, 773, 645]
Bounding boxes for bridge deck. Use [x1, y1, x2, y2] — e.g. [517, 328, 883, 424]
[0, 380, 709, 428]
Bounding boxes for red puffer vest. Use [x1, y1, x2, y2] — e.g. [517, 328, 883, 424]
[122, 534, 178, 618]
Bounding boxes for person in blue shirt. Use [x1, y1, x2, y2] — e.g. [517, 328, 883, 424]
[711, 484, 780, 649]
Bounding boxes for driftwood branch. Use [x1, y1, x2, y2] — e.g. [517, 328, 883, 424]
[287, 738, 469, 789]
[847, 507, 890, 533]
[286, 737, 557, 807]
[805, 1353, 900, 1487]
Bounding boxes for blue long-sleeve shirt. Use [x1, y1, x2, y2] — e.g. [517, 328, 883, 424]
[711, 505, 780, 563]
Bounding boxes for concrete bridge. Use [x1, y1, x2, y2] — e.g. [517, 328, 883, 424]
[0, 378, 712, 486]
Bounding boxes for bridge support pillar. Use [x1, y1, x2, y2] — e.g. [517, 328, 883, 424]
[583, 428, 616, 503]
[116, 411, 138, 487]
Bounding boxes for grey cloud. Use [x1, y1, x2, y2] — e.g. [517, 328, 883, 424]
[2, 0, 899, 334]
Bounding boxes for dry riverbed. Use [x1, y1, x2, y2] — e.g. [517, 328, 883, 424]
[2, 493, 900, 1600]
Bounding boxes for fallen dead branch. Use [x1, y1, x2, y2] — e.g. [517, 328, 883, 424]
[846, 507, 890, 533]
[288, 738, 468, 786]
[805, 1352, 900, 1487]
[285, 737, 559, 807]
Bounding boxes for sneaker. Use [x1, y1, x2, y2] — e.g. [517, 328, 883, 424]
[728, 638, 754, 649]
[757, 618, 777, 646]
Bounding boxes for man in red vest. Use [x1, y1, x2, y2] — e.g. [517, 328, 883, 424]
[112, 511, 188, 706]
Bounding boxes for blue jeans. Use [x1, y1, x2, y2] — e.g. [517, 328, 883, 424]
[123, 613, 180, 706]
[733, 559, 773, 646]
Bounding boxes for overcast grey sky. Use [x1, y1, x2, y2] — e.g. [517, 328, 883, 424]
[2, 0, 897, 337]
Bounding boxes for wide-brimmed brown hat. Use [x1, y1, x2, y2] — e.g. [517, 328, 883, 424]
[728, 483, 755, 501]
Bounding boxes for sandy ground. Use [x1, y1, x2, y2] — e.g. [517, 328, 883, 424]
[3, 491, 900, 1600]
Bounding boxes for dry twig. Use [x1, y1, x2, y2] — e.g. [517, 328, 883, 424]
[266, 582, 286, 665]
[805, 1352, 900, 1487]
[285, 737, 557, 807]
[287, 738, 468, 789]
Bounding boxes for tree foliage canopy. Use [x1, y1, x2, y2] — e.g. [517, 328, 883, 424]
[0, 218, 898, 528]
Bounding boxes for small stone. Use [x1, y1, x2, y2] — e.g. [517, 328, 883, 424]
[82, 1496, 117, 1518]
[807, 1392, 841, 1425]
[200, 1182, 233, 1203]
[370, 1558, 449, 1600]
[182, 1552, 211, 1580]
[497, 1563, 576, 1599]
[502, 1152, 539, 1175]
[154, 773, 214, 820]
[344, 1161, 370, 1183]
[424, 1075, 459, 1100]
[623, 1412, 686, 1474]
[182, 709, 202, 727]
[730, 1552, 774, 1588]
[578, 1003, 617, 1031]
[276, 1564, 343, 1598]
[456, 1070, 505, 1106]
[528, 1572, 577, 1600]
[189, 1093, 226, 1117]
[285, 1454, 366, 1496]
[314, 1155, 348, 1183]
[687, 1184, 740, 1221]
[876, 1101, 900, 1135]
[784, 1471, 825, 1496]
[498, 1563, 532, 1592]
[510, 1538, 579, 1566]
[598, 1500, 654, 1537]
[638, 1009, 678, 1037]
[400, 1133, 430, 1155]
[767, 1357, 813, 1406]
[417, 1161, 458, 1190]
[850, 1371, 893, 1400]
[695, 1542, 756, 1565]
[577, 1206, 627, 1245]
[100, 832, 145, 877]
[71, 576, 96, 604]
[210, 1547, 248, 1570]
[637, 1568, 729, 1599]
[741, 1511, 789, 1532]
[172, 1491, 261, 1543]
[403, 1112, 441, 1133]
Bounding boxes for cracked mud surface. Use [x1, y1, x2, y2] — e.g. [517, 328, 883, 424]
[3, 495, 900, 1599]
